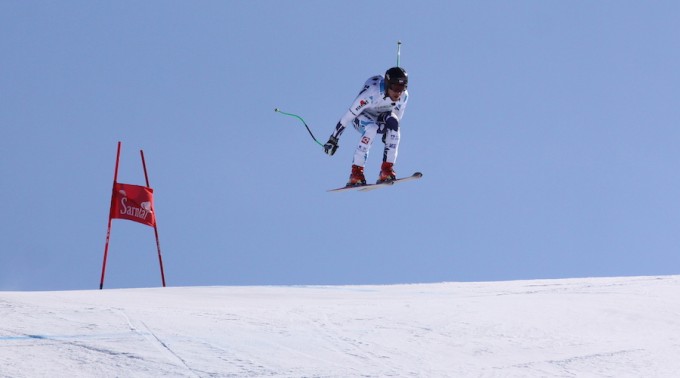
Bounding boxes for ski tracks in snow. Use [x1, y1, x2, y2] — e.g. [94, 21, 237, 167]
[113, 308, 201, 378]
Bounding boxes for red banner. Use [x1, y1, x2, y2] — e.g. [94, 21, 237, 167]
[110, 183, 156, 227]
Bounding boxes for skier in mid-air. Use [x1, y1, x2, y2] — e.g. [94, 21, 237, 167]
[323, 67, 409, 186]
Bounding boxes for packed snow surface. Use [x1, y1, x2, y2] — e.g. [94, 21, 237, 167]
[1, 276, 679, 377]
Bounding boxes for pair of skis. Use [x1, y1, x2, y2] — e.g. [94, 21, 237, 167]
[327, 172, 423, 193]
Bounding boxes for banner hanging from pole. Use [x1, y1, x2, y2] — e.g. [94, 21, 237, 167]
[110, 183, 156, 227]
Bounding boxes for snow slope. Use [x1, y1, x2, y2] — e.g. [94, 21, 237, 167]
[1, 276, 679, 377]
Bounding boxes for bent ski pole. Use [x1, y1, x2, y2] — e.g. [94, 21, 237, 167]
[275, 108, 324, 147]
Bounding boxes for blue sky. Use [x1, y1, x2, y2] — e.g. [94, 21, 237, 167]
[2, 1, 680, 290]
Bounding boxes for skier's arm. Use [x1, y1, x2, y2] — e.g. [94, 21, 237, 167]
[393, 91, 408, 121]
[332, 90, 371, 138]
[323, 108, 357, 156]
[323, 123, 341, 156]
[324, 81, 374, 156]
[330, 119, 347, 139]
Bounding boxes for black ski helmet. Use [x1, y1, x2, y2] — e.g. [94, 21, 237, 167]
[385, 67, 408, 90]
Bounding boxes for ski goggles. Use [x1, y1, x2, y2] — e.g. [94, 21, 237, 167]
[389, 83, 406, 92]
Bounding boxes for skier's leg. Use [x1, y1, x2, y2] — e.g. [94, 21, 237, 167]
[352, 119, 380, 167]
[379, 112, 400, 164]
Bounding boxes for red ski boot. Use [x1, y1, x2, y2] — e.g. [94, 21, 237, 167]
[377, 162, 397, 184]
[347, 165, 367, 186]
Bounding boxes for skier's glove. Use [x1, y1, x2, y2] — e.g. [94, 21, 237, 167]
[323, 136, 339, 156]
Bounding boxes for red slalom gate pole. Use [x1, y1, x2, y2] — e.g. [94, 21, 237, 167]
[100, 141, 122, 290]
[141, 149, 166, 287]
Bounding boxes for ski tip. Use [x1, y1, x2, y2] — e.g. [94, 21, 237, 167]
[413, 172, 423, 178]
